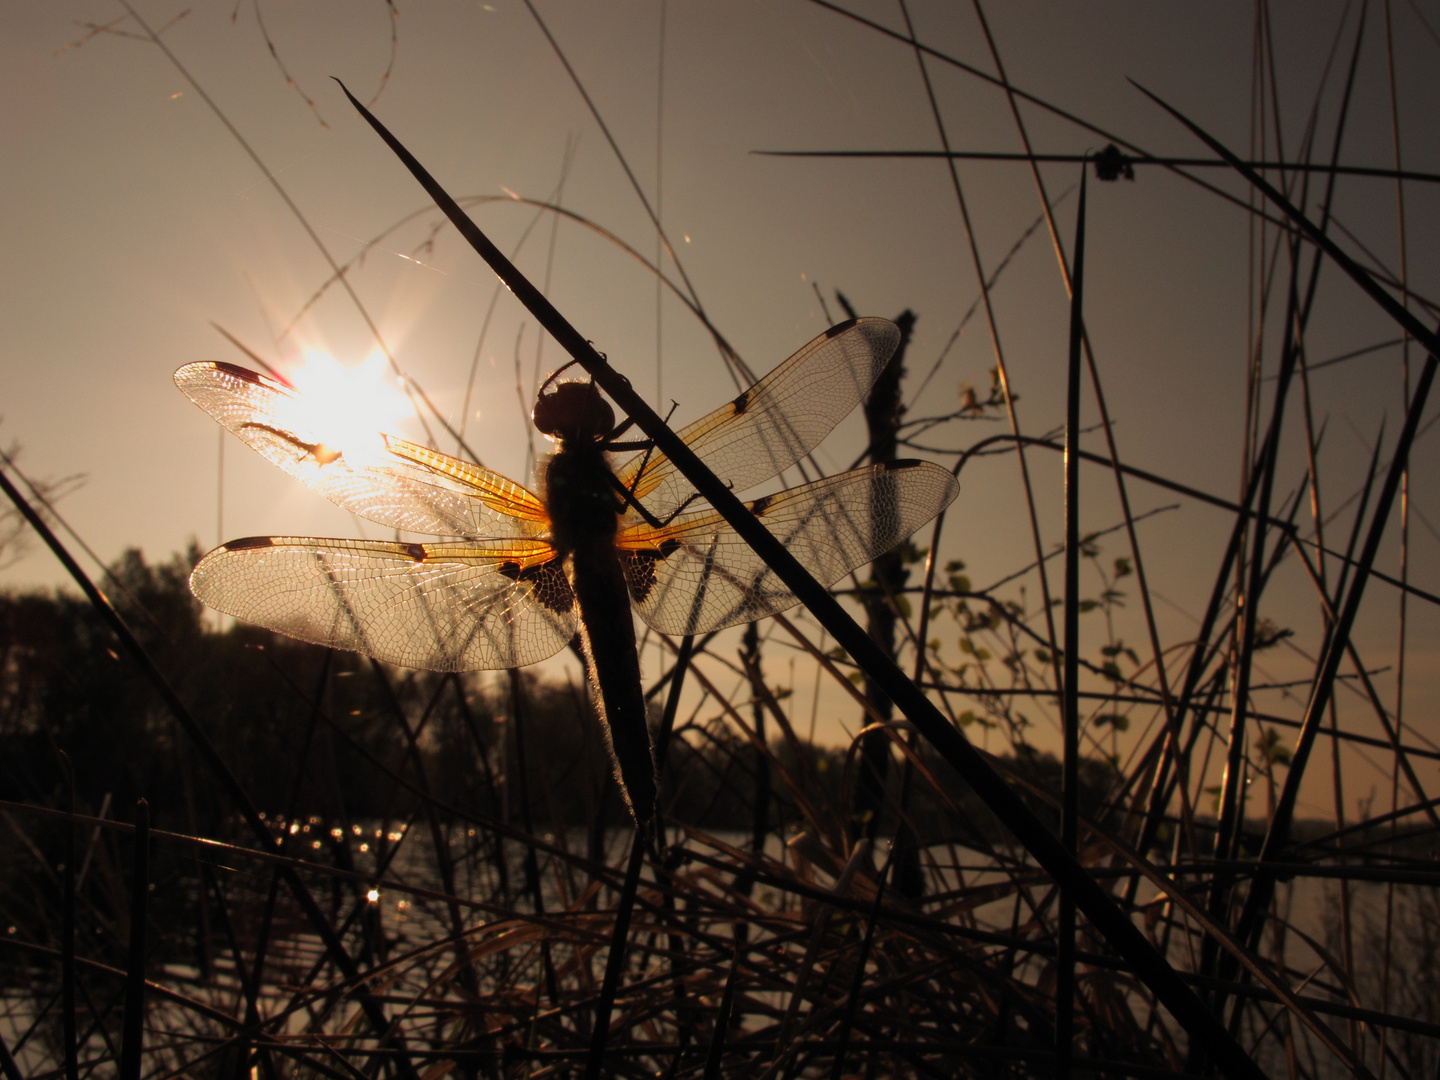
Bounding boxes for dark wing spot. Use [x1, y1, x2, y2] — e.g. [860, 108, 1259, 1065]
[215, 362, 268, 385]
[622, 540, 681, 602]
[623, 550, 661, 602]
[403, 543, 426, 562]
[750, 495, 774, 517]
[224, 536, 275, 552]
[731, 389, 750, 415]
[500, 558, 574, 614]
[825, 317, 858, 338]
[521, 560, 575, 614]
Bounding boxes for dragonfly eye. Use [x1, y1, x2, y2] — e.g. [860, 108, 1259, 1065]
[533, 381, 615, 440]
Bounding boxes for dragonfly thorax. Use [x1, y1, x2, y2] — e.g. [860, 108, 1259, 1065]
[542, 440, 624, 556]
[532, 380, 615, 442]
[535, 381, 624, 555]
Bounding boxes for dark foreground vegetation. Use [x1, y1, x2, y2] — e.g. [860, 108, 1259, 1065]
[1, 535, 1436, 1080]
[0, 547, 1155, 1080]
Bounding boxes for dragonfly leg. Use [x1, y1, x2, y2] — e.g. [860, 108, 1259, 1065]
[606, 472, 665, 529]
[607, 483, 715, 530]
[657, 489, 713, 527]
[607, 398, 680, 509]
[605, 416, 637, 441]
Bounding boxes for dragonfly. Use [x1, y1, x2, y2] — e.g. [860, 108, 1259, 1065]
[174, 317, 959, 827]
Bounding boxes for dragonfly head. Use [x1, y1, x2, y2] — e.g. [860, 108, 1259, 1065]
[533, 380, 615, 442]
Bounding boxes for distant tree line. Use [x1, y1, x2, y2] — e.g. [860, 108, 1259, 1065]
[0, 547, 1139, 850]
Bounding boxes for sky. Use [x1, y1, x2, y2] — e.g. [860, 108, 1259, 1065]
[2, 1, 1439, 802]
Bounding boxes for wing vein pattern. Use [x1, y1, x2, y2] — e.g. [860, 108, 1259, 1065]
[191, 537, 577, 671]
[175, 362, 547, 539]
[616, 318, 901, 520]
[619, 460, 958, 637]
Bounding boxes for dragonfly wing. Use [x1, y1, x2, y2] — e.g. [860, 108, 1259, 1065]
[618, 460, 958, 636]
[615, 318, 901, 520]
[175, 362, 547, 538]
[191, 536, 577, 671]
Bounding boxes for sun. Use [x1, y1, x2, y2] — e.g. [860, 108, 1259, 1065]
[280, 349, 413, 467]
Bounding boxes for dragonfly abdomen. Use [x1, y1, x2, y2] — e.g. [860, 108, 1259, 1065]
[542, 438, 657, 827]
[570, 537, 656, 828]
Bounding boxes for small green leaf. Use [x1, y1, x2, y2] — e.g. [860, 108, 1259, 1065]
[1256, 725, 1292, 766]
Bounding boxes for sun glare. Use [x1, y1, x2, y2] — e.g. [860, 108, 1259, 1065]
[281, 350, 412, 468]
